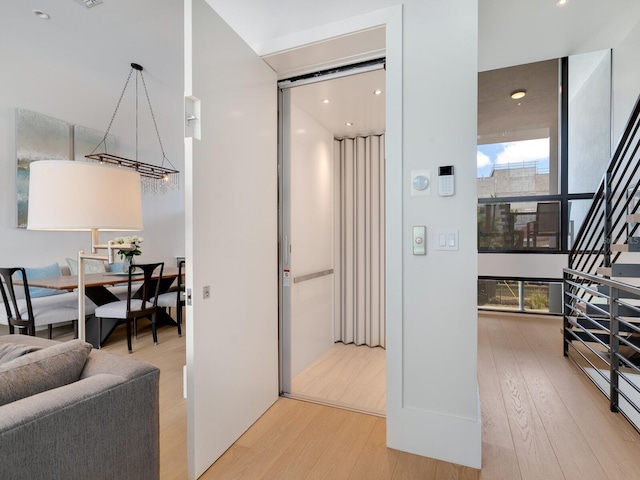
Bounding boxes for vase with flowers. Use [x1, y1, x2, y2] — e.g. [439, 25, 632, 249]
[113, 235, 143, 272]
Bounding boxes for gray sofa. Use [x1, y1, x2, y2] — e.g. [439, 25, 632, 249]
[0, 335, 160, 480]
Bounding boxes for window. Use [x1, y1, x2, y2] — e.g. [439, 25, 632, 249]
[478, 279, 563, 314]
[477, 137, 551, 198]
[477, 52, 611, 312]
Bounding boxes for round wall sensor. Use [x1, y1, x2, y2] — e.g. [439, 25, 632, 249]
[413, 175, 429, 191]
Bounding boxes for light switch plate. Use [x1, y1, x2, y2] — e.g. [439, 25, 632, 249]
[435, 229, 458, 251]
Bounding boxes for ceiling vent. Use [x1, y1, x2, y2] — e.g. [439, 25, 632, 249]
[73, 0, 103, 8]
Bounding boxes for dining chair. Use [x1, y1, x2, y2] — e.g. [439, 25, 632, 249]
[94, 262, 164, 353]
[153, 259, 185, 336]
[0, 267, 79, 338]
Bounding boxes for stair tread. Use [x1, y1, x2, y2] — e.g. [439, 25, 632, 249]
[597, 264, 640, 277]
[612, 244, 631, 252]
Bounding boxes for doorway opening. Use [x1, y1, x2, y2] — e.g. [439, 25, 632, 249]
[279, 60, 387, 416]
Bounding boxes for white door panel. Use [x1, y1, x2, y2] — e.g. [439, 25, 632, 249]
[185, 1, 278, 478]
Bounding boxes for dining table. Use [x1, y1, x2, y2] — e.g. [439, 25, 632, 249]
[21, 266, 182, 348]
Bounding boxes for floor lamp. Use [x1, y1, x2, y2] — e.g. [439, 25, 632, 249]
[27, 160, 143, 342]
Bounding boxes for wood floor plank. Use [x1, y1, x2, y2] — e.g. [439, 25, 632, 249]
[235, 396, 308, 448]
[291, 343, 386, 414]
[348, 417, 399, 480]
[433, 460, 480, 480]
[206, 400, 324, 480]
[499, 315, 609, 480]
[390, 451, 438, 479]
[477, 319, 516, 451]
[304, 412, 378, 480]
[484, 316, 565, 480]
[509, 313, 640, 478]
[479, 443, 521, 480]
[261, 405, 351, 479]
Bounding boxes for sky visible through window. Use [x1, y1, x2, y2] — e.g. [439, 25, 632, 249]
[477, 137, 550, 178]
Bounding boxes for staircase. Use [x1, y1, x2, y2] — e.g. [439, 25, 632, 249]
[564, 94, 640, 429]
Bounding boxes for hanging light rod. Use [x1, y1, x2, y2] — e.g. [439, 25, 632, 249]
[84, 153, 178, 181]
[86, 62, 179, 194]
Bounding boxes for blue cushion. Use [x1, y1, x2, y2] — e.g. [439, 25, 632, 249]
[108, 262, 125, 272]
[17, 263, 65, 298]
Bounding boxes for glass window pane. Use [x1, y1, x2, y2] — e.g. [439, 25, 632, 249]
[523, 281, 563, 314]
[568, 49, 611, 194]
[567, 199, 592, 250]
[478, 279, 520, 310]
[478, 200, 561, 251]
[478, 59, 560, 198]
[477, 137, 552, 198]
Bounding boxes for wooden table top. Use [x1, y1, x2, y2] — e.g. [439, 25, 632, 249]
[19, 266, 181, 290]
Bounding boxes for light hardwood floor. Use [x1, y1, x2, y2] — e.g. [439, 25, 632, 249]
[6, 311, 640, 479]
[290, 343, 386, 416]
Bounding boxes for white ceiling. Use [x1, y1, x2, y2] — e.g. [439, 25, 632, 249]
[207, 0, 640, 139]
[290, 68, 386, 139]
[6, 0, 640, 139]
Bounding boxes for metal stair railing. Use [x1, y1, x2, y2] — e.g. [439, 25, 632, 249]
[564, 92, 640, 431]
[563, 269, 640, 425]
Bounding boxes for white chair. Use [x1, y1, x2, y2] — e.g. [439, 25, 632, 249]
[94, 262, 164, 353]
[153, 260, 185, 336]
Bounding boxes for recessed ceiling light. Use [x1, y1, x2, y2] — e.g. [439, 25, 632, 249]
[73, 0, 104, 8]
[32, 9, 50, 19]
[556, 0, 568, 6]
[374, 90, 383, 95]
[322, 99, 330, 104]
[510, 90, 526, 100]
[345, 122, 354, 126]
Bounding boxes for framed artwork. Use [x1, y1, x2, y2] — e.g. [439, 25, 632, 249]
[16, 109, 72, 228]
[74, 125, 115, 161]
[15, 110, 114, 228]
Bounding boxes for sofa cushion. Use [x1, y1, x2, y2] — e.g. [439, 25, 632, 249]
[0, 339, 92, 406]
[66, 258, 107, 275]
[15, 263, 65, 299]
[0, 343, 41, 366]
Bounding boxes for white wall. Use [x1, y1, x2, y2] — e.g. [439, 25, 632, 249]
[212, 0, 481, 468]
[290, 103, 335, 377]
[0, 1, 185, 268]
[479, 254, 568, 279]
[613, 19, 640, 147]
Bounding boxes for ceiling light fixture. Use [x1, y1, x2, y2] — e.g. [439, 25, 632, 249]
[345, 122, 354, 126]
[510, 89, 526, 100]
[556, 0, 568, 6]
[32, 9, 50, 19]
[85, 63, 179, 194]
[322, 99, 330, 104]
[374, 90, 383, 95]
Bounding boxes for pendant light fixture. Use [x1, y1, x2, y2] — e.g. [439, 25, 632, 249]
[85, 63, 179, 194]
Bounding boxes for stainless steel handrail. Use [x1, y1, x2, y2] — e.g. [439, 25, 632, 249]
[293, 269, 334, 284]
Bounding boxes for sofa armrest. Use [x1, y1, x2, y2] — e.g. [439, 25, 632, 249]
[0, 369, 160, 480]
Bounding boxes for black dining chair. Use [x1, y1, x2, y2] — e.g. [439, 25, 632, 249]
[0, 267, 79, 338]
[94, 262, 164, 353]
[153, 259, 185, 336]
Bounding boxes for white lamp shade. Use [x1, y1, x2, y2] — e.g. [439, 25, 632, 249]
[27, 160, 143, 231]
